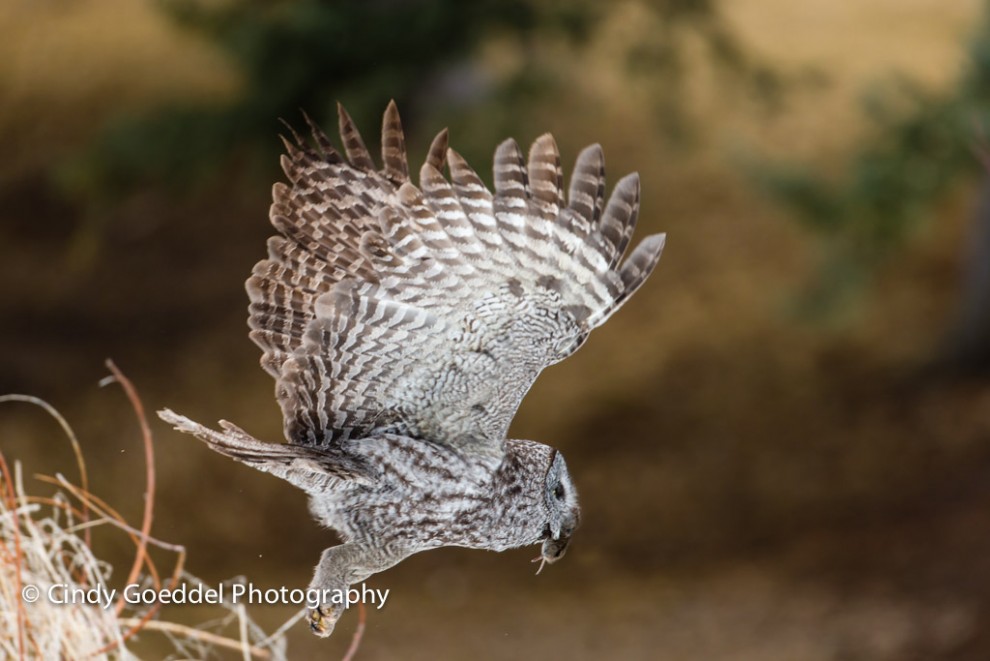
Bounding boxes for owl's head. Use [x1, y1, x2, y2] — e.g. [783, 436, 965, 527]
[539, 450, 581, 567]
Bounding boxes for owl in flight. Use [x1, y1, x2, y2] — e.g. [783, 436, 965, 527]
[159, 101, 664, 637]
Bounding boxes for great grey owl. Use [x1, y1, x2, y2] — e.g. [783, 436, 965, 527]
[159, 101, 665, 637]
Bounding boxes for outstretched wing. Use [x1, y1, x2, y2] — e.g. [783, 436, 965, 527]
[249, 101, 665, 457]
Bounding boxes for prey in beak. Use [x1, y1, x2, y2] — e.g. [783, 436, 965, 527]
[532, 520, 576, 575]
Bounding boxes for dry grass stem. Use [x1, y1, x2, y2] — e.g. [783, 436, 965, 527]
[0, 363, 295, 660]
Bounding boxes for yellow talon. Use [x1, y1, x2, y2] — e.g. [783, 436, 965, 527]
[309, 605, 337, 637]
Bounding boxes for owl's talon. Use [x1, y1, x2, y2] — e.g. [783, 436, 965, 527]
[309, 605, 338, 638]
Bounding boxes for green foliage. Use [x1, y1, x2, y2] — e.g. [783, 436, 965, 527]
[70, 0, 597, 196]
[627, 0, 785, 142]
[68, 0, 776, 198]
[754, 5, 990, 317]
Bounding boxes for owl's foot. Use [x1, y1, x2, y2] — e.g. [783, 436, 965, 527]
[307, 542, 398, 637]
[309, 603, 342, 637]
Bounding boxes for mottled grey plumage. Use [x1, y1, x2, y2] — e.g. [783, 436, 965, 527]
[158, 101, 664, 637]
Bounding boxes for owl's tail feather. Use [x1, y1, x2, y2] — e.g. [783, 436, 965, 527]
[157, 409, 372, 491]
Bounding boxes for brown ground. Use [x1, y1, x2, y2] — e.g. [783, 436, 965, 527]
[2, 0, 989, 659]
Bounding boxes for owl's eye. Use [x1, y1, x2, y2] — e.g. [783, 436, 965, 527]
[553, 483, 565, 500]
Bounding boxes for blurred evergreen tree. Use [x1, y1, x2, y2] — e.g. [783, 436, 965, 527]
[68, 0, 774, 196]
[71, 0, 564, 195]
[754, 3, 990, 373]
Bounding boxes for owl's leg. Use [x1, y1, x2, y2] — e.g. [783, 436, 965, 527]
[307, 542, 403, 637]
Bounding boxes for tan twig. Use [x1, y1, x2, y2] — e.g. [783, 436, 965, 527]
[100, 359, 156, 617]
[117, 618, 273, 660]
[342, 601, 367, 661]
[238, 603, 252, 661]
[35, 474, 182, 588]
[0, 395, 91, 549]
[1, 381, 289, 660]
[257, 607, 308, 649]
[0, 452, 27, 660]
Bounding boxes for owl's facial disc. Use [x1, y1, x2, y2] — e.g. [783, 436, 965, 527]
[539, 450, 581, 568]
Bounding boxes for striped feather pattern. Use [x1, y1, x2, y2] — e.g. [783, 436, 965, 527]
[248, 101, 666, 453]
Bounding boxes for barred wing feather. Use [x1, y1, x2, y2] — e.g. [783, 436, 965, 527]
[248, 101, 665, 457]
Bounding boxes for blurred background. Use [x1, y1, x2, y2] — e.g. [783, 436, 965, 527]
[2, 0, 990, 658]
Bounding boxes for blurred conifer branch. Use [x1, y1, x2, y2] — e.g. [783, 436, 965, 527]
[66, 0, 780, 197]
